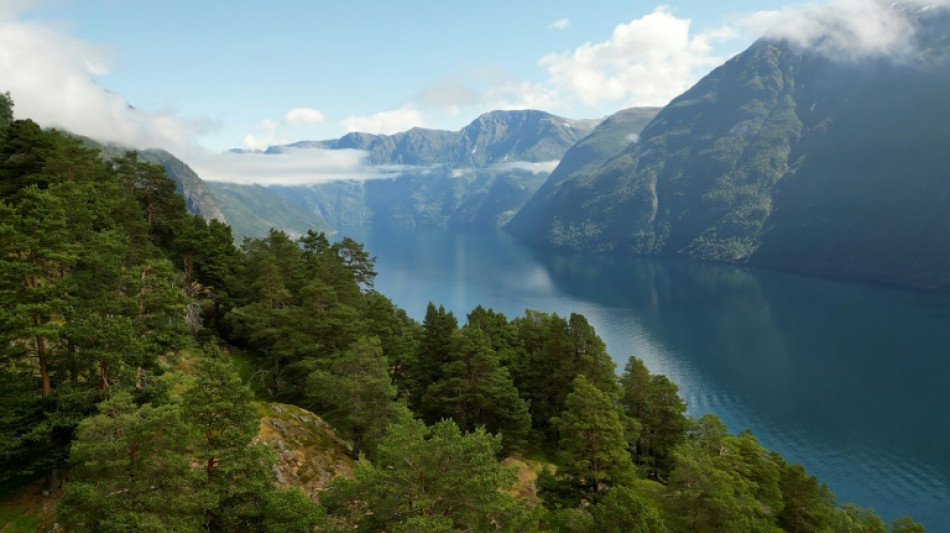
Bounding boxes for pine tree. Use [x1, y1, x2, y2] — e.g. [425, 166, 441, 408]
[305, 335, 403, 454]
[551, 375, 636, 500]
[324, 417, 536, 532]
[666, 415, 784, 533]
[620, 357, 689, 479]
[776, 461, 836, 533]
[511, 310, 618, 445]
[57, 392, 203, 532]
[421, 324, 531, 451]
[589, 486, 668, 533]
[182, 348, 274, 530]
[408, 303, 458, 413]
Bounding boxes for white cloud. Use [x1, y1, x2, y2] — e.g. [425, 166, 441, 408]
[485, 80, 561, 111]
[189, 146, 407, 186]
[285, 106, 326, 125]
[241, 108, 329, 150]
[467, 1, 950, 118]
[537, 6, 727, 108]
[549, 18, 571, 30]
[340, 106, 426, 134]
[0, 12, 211, 149]
[241, 118, 288, 151]
[493, 160, 561, 174]
[415, 77, 483, 109]
[758, 0, 949, 60]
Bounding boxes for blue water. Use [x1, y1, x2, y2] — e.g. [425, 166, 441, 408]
[337, 225, 950, 530]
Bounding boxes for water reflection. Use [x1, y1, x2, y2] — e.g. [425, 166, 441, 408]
[336, 226, 950, 529]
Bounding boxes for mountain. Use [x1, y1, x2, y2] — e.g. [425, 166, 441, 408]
[271, 165, 550, 229]
[221, 110, 627, 231]
[506, 107, 661, 238]
[507, 5, 950, 290]
[273, 110, 599, 166]
[80, 138, 227, 223]
[205, 181, 333, 240]
[137, 149, 227, 223]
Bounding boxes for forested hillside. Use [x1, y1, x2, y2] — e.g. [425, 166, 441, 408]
[0, 95, 922, 531]
[77, 137, 226, 224]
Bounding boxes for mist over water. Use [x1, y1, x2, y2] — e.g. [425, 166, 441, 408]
[336, 225, 950, 530]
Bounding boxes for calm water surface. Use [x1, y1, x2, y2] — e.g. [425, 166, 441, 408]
[337, 226, 950, 530]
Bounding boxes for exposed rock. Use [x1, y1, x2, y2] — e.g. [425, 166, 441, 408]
[255, 402, 354, 500]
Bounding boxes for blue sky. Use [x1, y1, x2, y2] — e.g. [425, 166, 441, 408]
[2, 1, 795, 150]
[0, 0, 939, 183]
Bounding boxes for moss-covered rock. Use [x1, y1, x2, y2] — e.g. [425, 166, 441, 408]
[254, 403, 355, 500]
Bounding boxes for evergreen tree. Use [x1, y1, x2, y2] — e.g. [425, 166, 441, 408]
[775, 460, 836, 533]
[305, 335, 403, 454]
[588, 486, 668, 533]
[666, 415, 783, 533]
[0, 119, 57, 199]
[829, 503, 887, 533]
[407, 303, 458, 412]
[620, 357, 689, 479]
[550, 375, 636, 501]
[181, 348, 278, 530]
[511, 310, 618, 443]
[359, 290, 421, 395]
[0, 91, 13, 134]
[420, 324, 531, 451]
[465, 305, 521, 367]
[57, 392, 203, 532]
[324, 417, 536, 532]
[890, 516, 926, 533]
[331, 235, 377, 291]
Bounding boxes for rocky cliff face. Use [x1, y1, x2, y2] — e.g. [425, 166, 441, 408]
[76, 138, 227, 224]
[139, 148, 227, 223]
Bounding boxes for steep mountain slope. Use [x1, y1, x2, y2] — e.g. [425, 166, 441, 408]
[139, 149, 227, 223]
[206, 181, 333, 240]
[506, 107, 660, 238]
[80, 138, 226, 223]
[507, 6, 950, 290]
[225, 110, 620, 230]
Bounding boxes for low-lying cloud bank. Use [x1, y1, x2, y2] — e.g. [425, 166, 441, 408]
[189, 147, 405, 186]
[191, 146, 563, 186]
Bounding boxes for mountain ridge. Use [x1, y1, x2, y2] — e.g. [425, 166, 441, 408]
[267, 109, 599, 167]
[506, 6, 950, 290]
[217, 109, 628, 234]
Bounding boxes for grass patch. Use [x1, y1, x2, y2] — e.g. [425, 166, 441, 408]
[0, 479, 55, 533]
[229, 348, 269, 399]
[0, 506, 40, 533]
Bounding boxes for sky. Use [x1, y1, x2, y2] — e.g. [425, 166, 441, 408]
[0, 0, 942, 183]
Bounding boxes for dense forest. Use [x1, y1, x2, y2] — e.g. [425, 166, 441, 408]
[0, 94, 924, 531]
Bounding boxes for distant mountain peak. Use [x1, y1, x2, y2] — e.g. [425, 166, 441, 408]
[261, 109, 600, 169]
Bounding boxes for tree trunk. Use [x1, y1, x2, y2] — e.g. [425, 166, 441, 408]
[99, 362, 110, 392]
[44, 466, 60, 493]
[35, 330, 51, 398]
